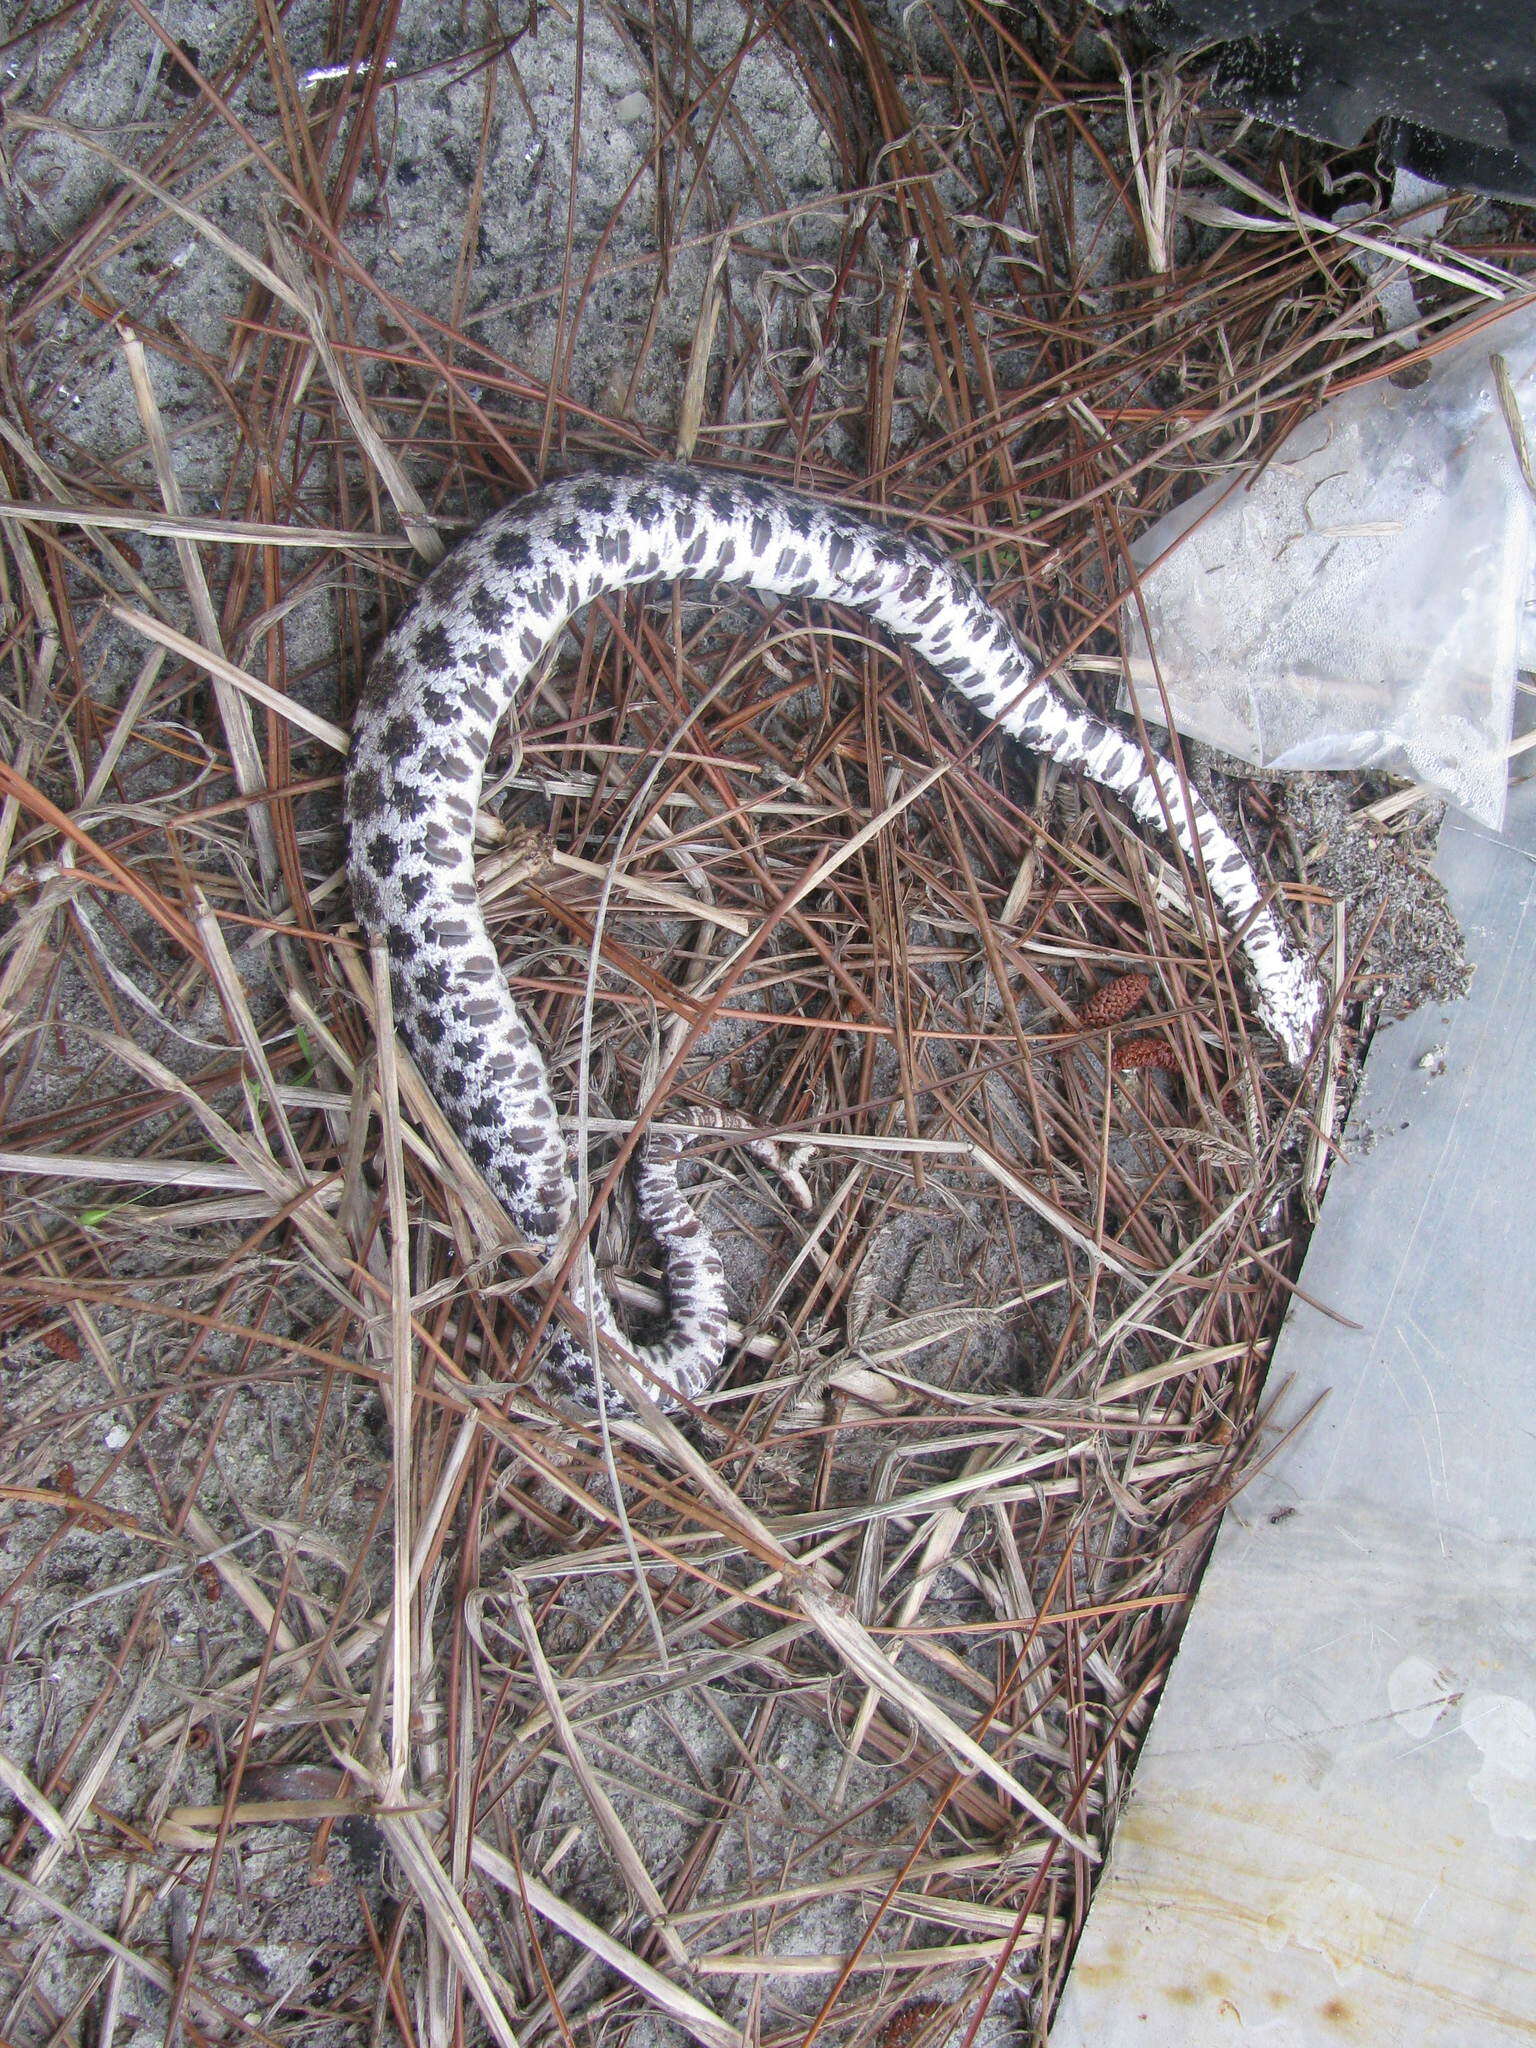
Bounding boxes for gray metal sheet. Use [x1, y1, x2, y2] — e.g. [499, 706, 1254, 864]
[1053, 774, 1536, 2044]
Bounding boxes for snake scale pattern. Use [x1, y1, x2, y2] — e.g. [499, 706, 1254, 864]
[346, 464, 1322, 1410]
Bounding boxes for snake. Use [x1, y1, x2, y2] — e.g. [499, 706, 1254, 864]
[345, 463, 1322, 1411]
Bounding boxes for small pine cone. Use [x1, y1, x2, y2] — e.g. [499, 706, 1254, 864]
[877, 2003, 947, 2048]
[1112, 1036, 1179, 1073]
[1077, 970, 1151, 1030]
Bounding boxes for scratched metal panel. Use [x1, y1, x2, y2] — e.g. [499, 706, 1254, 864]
[1053, 772, 1536, 2046]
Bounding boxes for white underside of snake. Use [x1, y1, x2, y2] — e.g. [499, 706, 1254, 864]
[346, 464, 1322, 1410]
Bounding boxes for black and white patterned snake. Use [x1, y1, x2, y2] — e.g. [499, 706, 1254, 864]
[346, 464, 1321, 1409]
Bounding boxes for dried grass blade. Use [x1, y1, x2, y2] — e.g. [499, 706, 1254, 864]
[0, 498, 413, 551]
[0, 414, 163, 609]
[692, 1938, 1040, 1974]
[1183, 147, 1508, 298]
[0, 1151, 272, 1192]
[596, 1359, 1095, 1859]
[0, 1749, 68, 1844]
[29, 1652, 161, 1884]
[110, 603, 350, 752]
[540, 848, 752, 935]
[0, 757, 204, 960]
[376, 1811, 524, 2048]
[193, 893, 309, 1179]
[676, 234, 730, 463]
[471, 1839, 745, 2048]
[84, 1027, 350, 1276]
[0, 1864, 174, 1997]
[264, 221, 442, 561]
[0, 506, 58, 881]
[507, 1581, 696, 1971]
[370, 938, 417, 1796]
[117, 323, 279, 887]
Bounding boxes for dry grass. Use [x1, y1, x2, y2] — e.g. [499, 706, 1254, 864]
[0, 5, 1529, 2046]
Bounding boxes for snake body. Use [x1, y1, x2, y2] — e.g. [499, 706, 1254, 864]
[346, 464, 1321, 1409]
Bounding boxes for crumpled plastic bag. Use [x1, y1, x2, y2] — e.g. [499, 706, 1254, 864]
[1122, 296, 1536, 828]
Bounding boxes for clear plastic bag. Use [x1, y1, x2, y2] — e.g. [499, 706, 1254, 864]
[1122, 297, 1536, 828]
